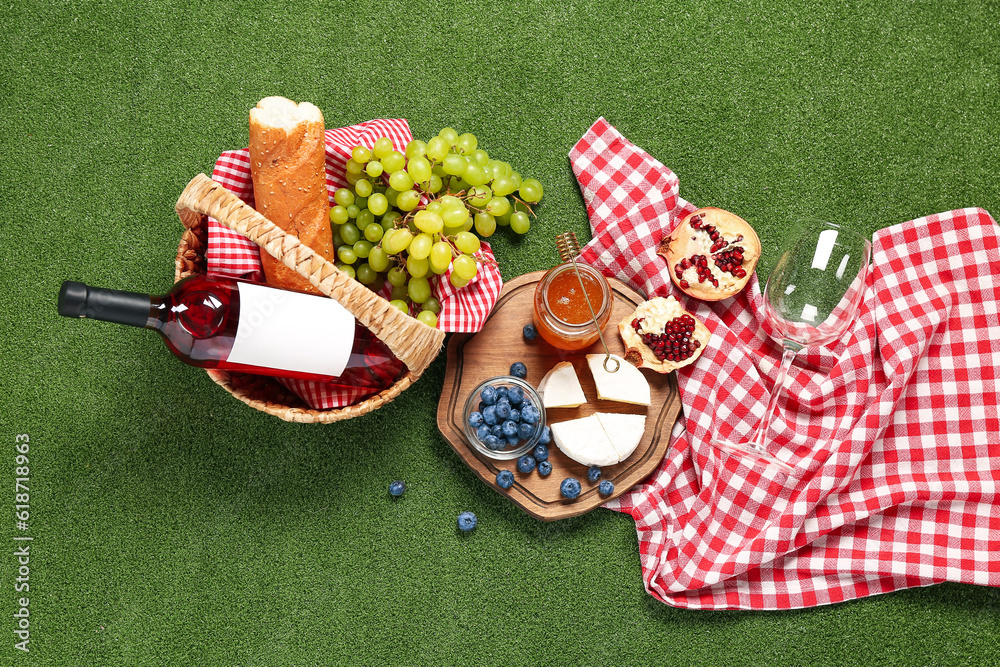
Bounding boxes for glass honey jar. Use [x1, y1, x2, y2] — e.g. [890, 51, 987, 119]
[532, 262, 613, 351]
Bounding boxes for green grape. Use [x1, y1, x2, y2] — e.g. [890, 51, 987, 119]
[464, 162, 488, 187]
[442, 154, 467, 177]
[455, 132, 478, 154]
[338, 246, 358, 264]
[365, 161, 383, 178]
[510, 171, 523, 189]
[364, 222, 384, 243]
[485, 160, 505, 181]
[389, 284, 409, 302]
[385, 188, 399, 207]
[509, 211, 531, 234]
[449, 176, 470, 192]
[353, 239, 372, 259]
[438, 127, 459, 146]
[491, 175, 517, 197]
[345, 159, 364, 176]
[407, 255, 429, 278]
[405, 139, 427, 159]
[438, 195, 463, 209]
[355, 196, 368, 210]
[339, 223, 361, 246]
[388, 299, 409, 313]
[474, 212, 496, 237]
[337, 263, 356, 280]
[449, 272, 471, 289]
[387, 266, 408, 287]
[346, 171, 363, 187]
[330, 224, 343, 246]
[442, 202, 470, 228]
[460, 218, 475, 233]
[425, 173, 444, 194]
[409, 233, 433, 260]
[454, 231, 481, 254]
[356, 208, 375, 230]
[334, 188, 355, 207]
[367, 192, 389, 216]
[382, 150, 406, 173]
[413, 210, 444, 234]
[356, 263, 377, 285]
[367, 246, 390, 272]
[389, 170, 414, 192]
[422, 296, 442, 314]
[425, 200, 444, 215]
[396, 189, 421, 212]
[453, 254, 478, 281]
[407, 156, 432, 183]
[426, 136, 449, 162]
[472, 149, 490, 166]
[381, 210, 402, 230]
[429, 241, 453, 274]
[416, 310, 438, 328]
[330, 205, 349, 225]
[431, 163, 448, 178]
[485, 196, 510, 217]
[346, 204, 360, 219]
[373, 137, 395, 159]
[383, 228, 413, 255]
[408, 276, 431, 304]
[351, 146, 371, 163]
[468, 185, 492, 207]
[495, 208, 512, 227]
[519, 178, 543, 203]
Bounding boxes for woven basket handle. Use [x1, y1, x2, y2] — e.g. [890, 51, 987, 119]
[174, 173, 445, 378]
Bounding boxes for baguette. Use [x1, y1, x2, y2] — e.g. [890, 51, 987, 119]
[248, 96, 334, 294]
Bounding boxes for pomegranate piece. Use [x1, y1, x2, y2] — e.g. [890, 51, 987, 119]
[658, 207, 761, 301]
[617, 296, 711, 374]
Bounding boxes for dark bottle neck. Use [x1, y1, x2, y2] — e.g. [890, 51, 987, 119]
[57, 281, 160, 328]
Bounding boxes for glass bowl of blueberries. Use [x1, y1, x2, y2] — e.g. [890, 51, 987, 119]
[462, 376, 546, 460]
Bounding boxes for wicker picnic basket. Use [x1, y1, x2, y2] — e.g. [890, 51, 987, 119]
[172, 173, 446, 423]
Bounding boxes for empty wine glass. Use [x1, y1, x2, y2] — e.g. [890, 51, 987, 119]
[713, 219, 872, 472]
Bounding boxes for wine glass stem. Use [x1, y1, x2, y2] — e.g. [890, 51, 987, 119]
[749, 342, 802, 453]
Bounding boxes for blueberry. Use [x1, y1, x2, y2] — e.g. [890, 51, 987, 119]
[537, 460, 552, 476]
[496, 470, 515, 489]
[482, 405, 498, 425]
[480, 385, 498, 405]
[484, 435, 503, 450]
[587, 466, 602, 483]
[495, 386, 509, 401]
[468, 411, 484, 428]
[518, 422, 537, 440]
[599, 480, 615, 496]
[537, 425, 552, 446]
[517, 455, 536, 473]
[560, 477, 582, 499]
[490, 425, 504, 441]
[532, 444, 549, 461]
[501, 420, 519, 438]
[509, 362, 527, 378]
[520, 403, 540, 424]
[388, 480, 406, 497]
[478, 401, 487, 413]
[507, 386, 524, 406]
[509, 408, 520, 423]
[523, 323, 538, 341]
[506, 435, 521, 447]
[495, 398, 511, 420]
[476, 424, 491, 441]
[457, 511, 478, 532]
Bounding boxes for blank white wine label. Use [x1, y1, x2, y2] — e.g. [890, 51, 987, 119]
[228, 282, 355, 376]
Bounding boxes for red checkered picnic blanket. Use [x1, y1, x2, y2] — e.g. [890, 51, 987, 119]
[205, 119, 503, 409]
[572, 117, 1000, 609]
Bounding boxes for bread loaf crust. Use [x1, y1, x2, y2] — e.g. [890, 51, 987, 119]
[248, 97, 334, 294]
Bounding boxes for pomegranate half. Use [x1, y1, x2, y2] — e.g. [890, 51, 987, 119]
[618, 296, 711, 374]
[659, 207, 761, 301]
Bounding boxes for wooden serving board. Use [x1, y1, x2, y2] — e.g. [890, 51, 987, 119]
[436, 270, 682, 521]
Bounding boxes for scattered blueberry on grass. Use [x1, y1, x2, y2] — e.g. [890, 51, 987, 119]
[560, 477, 582, 499]
[496, 470, 515, 489]
[588, 466, 602, 483]
[517, 455, 536, 473]
[457, 511, 478, 532]
[532, 444, 549, 461]
[599, 480, 615, 496]
[523, 323, 538, 341]
[389, 480, 406, 497]
[510, 362, 528, 378]
[537, 461, 552, 476]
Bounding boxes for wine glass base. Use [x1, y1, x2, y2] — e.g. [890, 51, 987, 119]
[712, 439, 795, 474]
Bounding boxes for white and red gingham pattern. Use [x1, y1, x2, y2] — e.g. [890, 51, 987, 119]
[571, 118, 1000, 610]
[203, 118, 503, 409]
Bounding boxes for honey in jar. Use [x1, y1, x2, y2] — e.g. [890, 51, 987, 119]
[532, 262, 613, 351]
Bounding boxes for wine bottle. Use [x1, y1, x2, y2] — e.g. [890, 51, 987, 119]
[57, 274, 406, 392]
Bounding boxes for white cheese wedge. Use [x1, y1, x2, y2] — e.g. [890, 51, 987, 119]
[552, 412, 647, 466]
[537, 361, 587, 409]
[586, 354, 651, 406]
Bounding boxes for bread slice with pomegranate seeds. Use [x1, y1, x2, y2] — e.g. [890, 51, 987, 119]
[618, 296, 711, 374]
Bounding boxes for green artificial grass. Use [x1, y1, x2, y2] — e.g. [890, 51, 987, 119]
[3, 0, 1000, 664]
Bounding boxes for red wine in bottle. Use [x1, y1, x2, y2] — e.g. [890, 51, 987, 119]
[57, 274, 406, 392]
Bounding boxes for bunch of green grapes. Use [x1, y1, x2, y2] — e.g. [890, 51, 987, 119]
[328, 127, 543, 328]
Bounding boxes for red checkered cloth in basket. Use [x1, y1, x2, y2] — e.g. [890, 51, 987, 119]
[205, 119, 503, 409]
[571, 117, 1000, 610]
